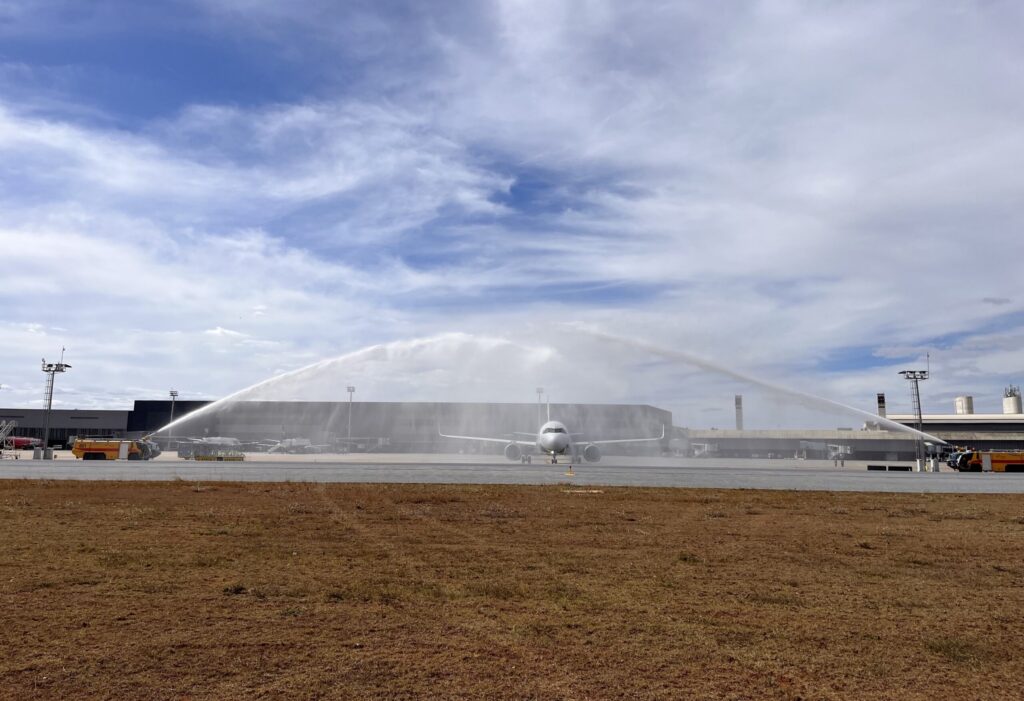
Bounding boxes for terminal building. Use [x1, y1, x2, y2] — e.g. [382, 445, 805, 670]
[884, 386, 1024, 452]
[678, 389, 1024, 460]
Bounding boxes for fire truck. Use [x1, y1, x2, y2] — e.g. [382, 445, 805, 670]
[72, 438, 161, 461]
[949, 450, 1024, 473]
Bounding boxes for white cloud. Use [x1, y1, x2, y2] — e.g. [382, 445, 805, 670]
[1, 1, 1023, 422]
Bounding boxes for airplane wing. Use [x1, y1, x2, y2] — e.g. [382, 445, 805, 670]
[438, 426, 534, 446]
[583, 424, 665, 445]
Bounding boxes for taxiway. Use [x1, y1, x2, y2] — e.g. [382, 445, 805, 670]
[2, 454, 1023, 493]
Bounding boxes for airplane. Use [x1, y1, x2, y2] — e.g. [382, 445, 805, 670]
[265, 437, 332, 454]
[4, 436, 41, 450]
[172, 436, 240, 458]
[176, 436, 242, 447]
[438, 404, 665, 465]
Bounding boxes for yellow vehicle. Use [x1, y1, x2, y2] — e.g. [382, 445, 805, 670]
[72, 438, 159, 461]
[950, 450, 1024, 473]
[194, 452, 245, 462]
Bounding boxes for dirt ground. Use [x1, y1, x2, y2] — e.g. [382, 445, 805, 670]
[1, 480, 1022, 700]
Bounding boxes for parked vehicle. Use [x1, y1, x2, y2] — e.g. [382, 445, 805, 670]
[949, 450, 1024, 472]
[72, 438, 161, 461]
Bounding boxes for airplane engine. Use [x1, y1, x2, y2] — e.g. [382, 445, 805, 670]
[504, 443, 522, 461]
[582, 444, 601, 463]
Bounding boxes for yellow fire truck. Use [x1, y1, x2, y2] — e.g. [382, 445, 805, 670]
[72, 438, 161, 461]
[949, 450, 1024, 473]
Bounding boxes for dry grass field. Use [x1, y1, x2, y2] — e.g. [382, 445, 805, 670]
[1, 480, 1022, 700]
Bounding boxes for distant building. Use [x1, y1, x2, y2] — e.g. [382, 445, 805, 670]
[1, 400, 671, 454]
[0, 409, 129, 447]
[885, 413, 1024, 452]
[8, 391, 1024, 458]
[885, 385, 1024, 452]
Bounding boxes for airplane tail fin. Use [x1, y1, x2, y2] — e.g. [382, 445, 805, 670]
[547, 397, 550, 422]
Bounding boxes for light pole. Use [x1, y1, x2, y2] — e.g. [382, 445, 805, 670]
[168, 389, 178, 449]
[347, 386, 356, 440]
[899, 368, 930, 471]
[41, 349, 71, 455]
[536, 386, 544, 426]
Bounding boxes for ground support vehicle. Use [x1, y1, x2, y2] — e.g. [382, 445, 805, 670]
[194, 452, 245, 462]
[950, 450, 1024, 472]
[177, 442, 244, 461]
[72, 438, 160, 461]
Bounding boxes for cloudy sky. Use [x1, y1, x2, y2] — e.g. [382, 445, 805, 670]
[1, 0, 1022, 425]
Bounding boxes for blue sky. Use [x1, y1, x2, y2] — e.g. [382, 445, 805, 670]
[2, 1, 1023, 425]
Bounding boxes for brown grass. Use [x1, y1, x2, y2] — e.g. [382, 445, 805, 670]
[1, 480, 1023, 699]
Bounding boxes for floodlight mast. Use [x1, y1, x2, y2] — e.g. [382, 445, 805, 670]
[347, 386, 356, 440]
[168, 389, 179, 449]
[41, 349, 71, 452]
[899, 367, 930, 470]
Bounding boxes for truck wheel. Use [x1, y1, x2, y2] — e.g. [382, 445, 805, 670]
[127, 453, 141, 461]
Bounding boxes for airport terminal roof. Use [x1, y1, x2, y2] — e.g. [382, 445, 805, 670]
[888, 413, 1024, 423]
[685, 429, 915, 441]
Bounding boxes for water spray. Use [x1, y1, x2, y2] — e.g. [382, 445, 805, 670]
[572, 327, 946, 445]
[150, 333, 551, 437]
[154, 327, 946, 450]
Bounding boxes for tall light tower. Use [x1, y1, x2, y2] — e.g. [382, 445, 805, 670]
[899, 367, 929, 470]
[347, 386, 356, 440]
[536, 386, 544, 425]
[41, 349, 71, 453]
[168, 389, 179, 449]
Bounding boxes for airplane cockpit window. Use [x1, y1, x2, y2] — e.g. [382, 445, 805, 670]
[542, 427, 567, 434]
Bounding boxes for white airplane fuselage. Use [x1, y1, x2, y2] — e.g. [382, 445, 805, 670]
[537, 420, 571, 456]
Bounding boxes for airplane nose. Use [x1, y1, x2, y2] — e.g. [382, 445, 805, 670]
[539, 433, 570, 453]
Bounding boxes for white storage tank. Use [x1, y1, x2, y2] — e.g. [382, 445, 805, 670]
[1004, 386, 1022, 414]
[954, 396, 974, 415]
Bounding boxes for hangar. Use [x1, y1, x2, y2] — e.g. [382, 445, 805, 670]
[0, 408, 129, 447]
[2, 400, 672, 455]
[130, 400, 672, 455]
